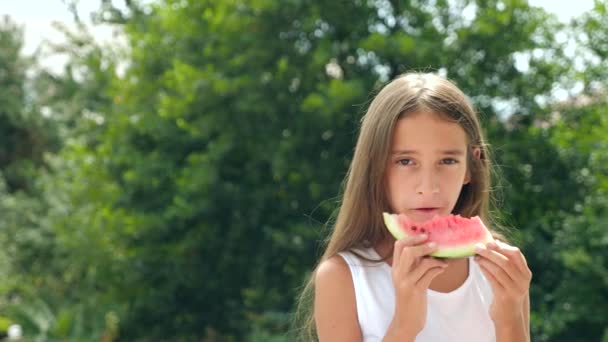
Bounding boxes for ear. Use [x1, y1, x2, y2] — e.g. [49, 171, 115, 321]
[463, 147, 481, 185]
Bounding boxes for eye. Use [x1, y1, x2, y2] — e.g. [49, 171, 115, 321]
[441, 158, 459, 165]
[397, 158, 413, 166]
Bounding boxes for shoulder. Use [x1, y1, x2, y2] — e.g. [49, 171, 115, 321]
[316, 254, 352, 283]
[315, 252, 363, 297]
[314, 255, 361, 341]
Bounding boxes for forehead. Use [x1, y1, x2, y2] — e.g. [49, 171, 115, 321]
[390, 111, 469, 150]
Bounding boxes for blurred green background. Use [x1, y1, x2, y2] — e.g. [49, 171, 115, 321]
[0, 0, 607, 341]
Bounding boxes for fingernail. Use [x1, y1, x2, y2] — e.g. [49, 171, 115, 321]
[474, 243, 484, 252]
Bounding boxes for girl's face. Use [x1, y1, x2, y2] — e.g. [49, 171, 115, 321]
[385, 111, 472, 223]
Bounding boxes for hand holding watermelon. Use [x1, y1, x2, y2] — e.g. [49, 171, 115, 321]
[383, 212, 532, 339]
[384, 234, 449, 340]
[474, 240, 532, 330]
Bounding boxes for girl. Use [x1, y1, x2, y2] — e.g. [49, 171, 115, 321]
[296, 73, 532, 341]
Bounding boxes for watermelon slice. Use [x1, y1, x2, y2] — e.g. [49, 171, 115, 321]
[382, 212, 494, 258]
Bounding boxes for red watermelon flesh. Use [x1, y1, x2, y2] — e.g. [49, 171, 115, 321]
[382, 212, 494, 258]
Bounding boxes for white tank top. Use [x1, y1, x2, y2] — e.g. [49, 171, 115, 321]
[338, 247, 496, 341]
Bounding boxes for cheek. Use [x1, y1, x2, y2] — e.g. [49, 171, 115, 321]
[385, 169, 412, 203]
[385, 171, 399, 199]
[386, 168, 412, 188]
[441, 169, 468, 193]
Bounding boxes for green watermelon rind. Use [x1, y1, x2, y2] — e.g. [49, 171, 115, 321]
[430, 245, 477, 258]
[382, 212, 494, 258]
[382, 212, 407, 240]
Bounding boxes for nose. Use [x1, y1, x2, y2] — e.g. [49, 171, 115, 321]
[415, 168, 440, 195]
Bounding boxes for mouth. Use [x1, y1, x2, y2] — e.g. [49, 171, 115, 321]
[414, 207, 440, 212]
[409, 207, 442, 221]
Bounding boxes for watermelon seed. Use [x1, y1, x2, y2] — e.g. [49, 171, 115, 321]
[412, 226, 417, 231]
[421, 228, 426, 233]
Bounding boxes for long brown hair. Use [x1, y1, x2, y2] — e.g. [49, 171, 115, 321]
[291, 72, 503, 341]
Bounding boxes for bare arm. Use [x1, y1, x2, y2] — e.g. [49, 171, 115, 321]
[494, 293, 530, 342]
[314, 256, 362, 342]
[524, 292, 530, 339]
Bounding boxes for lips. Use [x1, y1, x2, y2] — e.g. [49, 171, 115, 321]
[409, 208, 442, 221]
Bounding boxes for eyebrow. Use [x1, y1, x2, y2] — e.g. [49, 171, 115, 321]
[391, 149, 466, 156]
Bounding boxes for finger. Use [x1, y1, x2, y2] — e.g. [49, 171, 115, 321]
[486, 242, 531, 284]
[476, 258, 504, 293]
[476, 249, 531, 296]
[416, 265, 447, 289]
[399, 241, 440, 271]
[409, 241, 440, 258]
[492, 240, 530, 274]
[489, 240, 519, 256]
[393, 240, 403, 269]
[490, 242, 533, 288]
[476, 243, 530, 285]
[410, 257, 448, 284]
[475, 256, 517, 294]
[400, 233, 429, 246]
[475, 244, 513, 273]
[393, 235, 427, 270]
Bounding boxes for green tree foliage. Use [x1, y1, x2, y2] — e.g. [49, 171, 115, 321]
[71, 0, 566, 339]
[525, 2, 608, 339]
[0, 16, 57, 192]
[546, 100, 608, 341]
[0, 16, 122, 340]
[0, 0, 606, 340]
